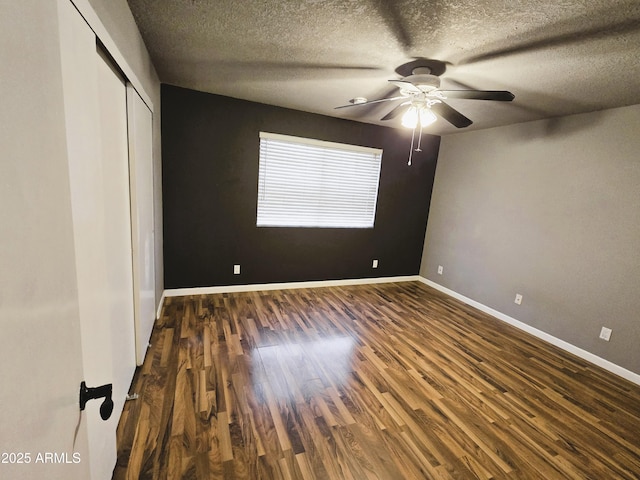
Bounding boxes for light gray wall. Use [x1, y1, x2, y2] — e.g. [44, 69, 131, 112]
[421, 105, 640, 375]
[86, 0, 164, 306]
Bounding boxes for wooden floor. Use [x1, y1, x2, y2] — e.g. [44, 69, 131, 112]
[113, 282, 640, 479]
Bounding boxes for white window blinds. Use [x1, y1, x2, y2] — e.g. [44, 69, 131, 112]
[257, 132, 383, 228]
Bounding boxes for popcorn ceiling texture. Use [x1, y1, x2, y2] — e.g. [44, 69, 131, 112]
[127, 0, 640, 134]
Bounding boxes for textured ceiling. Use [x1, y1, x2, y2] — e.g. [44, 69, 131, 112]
[127, 0, 640, 135]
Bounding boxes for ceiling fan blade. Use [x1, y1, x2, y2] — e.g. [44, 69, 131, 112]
[431, 102, 473, 128]
[372, 1, 412, 51]
[334, 95, 406, 109]
[460, 11, 640, 65]
[381, 103, 411, 121]
[389, 79, 422, 93]
[438, 90, 515, 101]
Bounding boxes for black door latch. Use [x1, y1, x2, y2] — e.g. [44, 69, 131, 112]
[79, 381, 114, 421]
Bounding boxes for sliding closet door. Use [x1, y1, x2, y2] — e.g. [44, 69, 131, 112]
[96, 48, 137, 425]
[58, 0, 136, 477]
[127, 85, 156, 365]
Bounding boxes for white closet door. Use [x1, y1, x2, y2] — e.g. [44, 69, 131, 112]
[127, 85, 156, 365]
[97, 48, 137, 423]
[58, 0, 136, 477]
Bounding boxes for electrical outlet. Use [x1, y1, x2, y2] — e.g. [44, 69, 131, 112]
[372, 259, 378, 268]
[437, 265, 443, 275]
[599, 326, 612, 342]
[514, 294, 523, 305]
[233, 264, 240, 275]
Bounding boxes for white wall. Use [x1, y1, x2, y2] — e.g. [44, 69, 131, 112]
[0, 1, 161, 478]
[0, 2, 90, 478]
[421, 104, 640, 376]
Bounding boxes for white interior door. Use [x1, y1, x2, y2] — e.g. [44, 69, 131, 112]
[127, 85, 156, 365]
[59, 0, 137, 477]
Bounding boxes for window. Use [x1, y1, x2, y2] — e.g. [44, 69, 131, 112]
[257, 132, 382, 228]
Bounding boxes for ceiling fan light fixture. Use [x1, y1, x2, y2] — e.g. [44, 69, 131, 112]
[401, 105, 437, 129]
[419, 107, 437, 127]
[401, 105, 419, 128]
[403, 104, 437, 166]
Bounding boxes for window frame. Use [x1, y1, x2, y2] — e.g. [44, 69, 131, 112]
[256, 132, 383, 229]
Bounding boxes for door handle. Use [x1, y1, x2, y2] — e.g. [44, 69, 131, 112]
[79, 381, 114, 420]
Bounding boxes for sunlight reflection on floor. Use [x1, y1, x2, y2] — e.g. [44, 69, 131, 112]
[251, 335, 355, 400]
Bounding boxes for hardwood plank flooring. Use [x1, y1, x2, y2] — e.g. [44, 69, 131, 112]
[112, 282, 640, 479]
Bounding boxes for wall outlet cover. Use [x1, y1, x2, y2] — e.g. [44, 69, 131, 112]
[233, 264, 240, 275]
[599, 326, 612, 341]
[514, 294, 523, 305]
[437, 265, 443, 275]
[372, 259, 378, 268]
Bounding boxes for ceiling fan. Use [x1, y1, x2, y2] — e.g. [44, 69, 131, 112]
[335, 64, 515, 129]
[335, 60, 515, 164]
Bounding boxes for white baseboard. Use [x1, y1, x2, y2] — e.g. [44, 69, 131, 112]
[418, 276, 640, 386]
[158, 275, 639, 385]
[155, 291, 166, 319]
[157, 276, 417, 323]
[162, 275, 420, 298]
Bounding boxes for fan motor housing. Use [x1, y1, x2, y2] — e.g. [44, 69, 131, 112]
[403, 73, 440, 92]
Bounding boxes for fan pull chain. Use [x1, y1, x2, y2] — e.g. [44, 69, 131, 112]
[415, 124, 423, 152]
[408, 126, 416, 165]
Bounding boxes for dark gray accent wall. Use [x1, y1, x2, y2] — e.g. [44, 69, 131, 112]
[162, 85, 439, 288]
